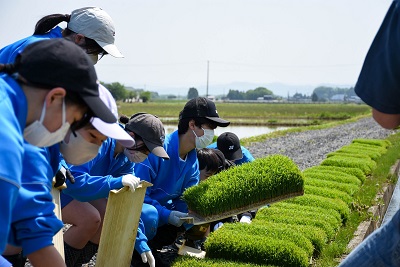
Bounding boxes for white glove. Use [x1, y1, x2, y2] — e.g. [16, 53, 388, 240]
[141, 251, 155, 267]
[213, 222, 224, 231]
[168, 210, 188, 227]
[121, 174, 140, 192]
[239, 215, 252, 224]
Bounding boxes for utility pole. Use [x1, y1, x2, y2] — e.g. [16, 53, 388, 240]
[206, 60, 209, 98]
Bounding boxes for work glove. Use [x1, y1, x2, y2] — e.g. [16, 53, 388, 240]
[141, 251, 155, 267]
[54, 166, 75, 188]
[239, 215, 252, 224]
[213, 222, 224, 231]
[122, 174, 141, 192]
[168, 210, 188, 227]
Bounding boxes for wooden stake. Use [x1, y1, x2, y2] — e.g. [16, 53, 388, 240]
[95, 181, 152, 267]
[51, 179, 67, 260]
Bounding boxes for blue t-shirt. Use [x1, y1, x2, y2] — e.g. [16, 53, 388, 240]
[134, 130, 200, 225]
[208, 142, 255, 165]
[355, 1, 400, 113]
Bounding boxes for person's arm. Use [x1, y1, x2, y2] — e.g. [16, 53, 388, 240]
[372, 109, 400, 129]
[173, 159, 200, 213]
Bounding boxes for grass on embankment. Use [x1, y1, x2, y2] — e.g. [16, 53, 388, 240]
[312, 132, 400, 267]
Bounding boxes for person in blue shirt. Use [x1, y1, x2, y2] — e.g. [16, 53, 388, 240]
[1, 8, 133, 267]
[61, 113, 169, 267]
[339, 1, 400, 266]
[0, 38, 114, 267]
[208, 131, 255, 165]
[133, 97, 229, 265]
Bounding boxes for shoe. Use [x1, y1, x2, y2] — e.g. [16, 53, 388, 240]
[153, 244, 179, 267]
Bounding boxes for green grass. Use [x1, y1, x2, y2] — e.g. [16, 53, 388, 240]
[313, 132, 400, 267]
[117, 101, 371, 126]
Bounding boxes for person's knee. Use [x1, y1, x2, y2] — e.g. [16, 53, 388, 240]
[141, 204, 159, 240]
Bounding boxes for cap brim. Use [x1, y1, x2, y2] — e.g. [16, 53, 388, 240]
[225, 149, 243, 161]
[91, 118, 135, 147]
[206, 116, 230, 127]
[83, 95, 117, 123]
[143, 140, 170, 160]
[96, 41, 124, 58]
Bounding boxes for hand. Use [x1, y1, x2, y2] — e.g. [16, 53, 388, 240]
[54, 166, 75, 188]
[168, 210, 188, 227]
[122, 174, 140, 192]
[141, 251, 155, 267]
[239, 215, 252, 224]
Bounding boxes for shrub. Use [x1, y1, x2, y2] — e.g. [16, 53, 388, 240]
[283, 194, 350, 222]
[303, 166, 366, 183]
[182, 155, 304, 217]
[304, 177, 359, 195]
[205, 231, 310, 267]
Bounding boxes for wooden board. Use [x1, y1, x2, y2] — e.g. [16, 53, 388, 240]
[51, 181, 66, 260]
[95, 181, 152, 267]
[181, 190, 304, 225]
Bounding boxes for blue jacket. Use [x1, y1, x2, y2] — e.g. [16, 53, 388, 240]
[62, 138, 150, 254]
[134, 130, 200, 226]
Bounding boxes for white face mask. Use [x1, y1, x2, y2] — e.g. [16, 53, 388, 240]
[24, 99, 70, 147]
[60, 131, 100, 165]
[124, 148, 148, 163]
[193, 127, 214, 149]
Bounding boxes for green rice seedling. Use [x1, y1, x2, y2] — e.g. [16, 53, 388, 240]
[326, 151, 372, 160]
[271, 202, 342, 224]
[321, 156, 376, 175]
[182, 155, 304, 217]
[333, 147, 381, 161]
[251, 220, 327, 254]
[284, 194, 350, 222]
[303, 166, 366, 183]
[218, 223, 314, 257]
[304, 185, 353, 204]
[255, 206, 340, 239]
[345, 143, 387, 155]
[302, 171, 361, 186]
[304, 177, 359, 195]
[205, 230, 310, 267]
[172, 256, 274, 267]
[352, 138, 391, 148]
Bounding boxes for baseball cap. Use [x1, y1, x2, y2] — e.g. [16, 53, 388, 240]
[68, 7, 123, 58]
[17, 38, 116, 123]
[91, 85, 135, 147]
[125, 113, 169, 159]
[217, 132, 243, 161]
[179, 97, 230, 127]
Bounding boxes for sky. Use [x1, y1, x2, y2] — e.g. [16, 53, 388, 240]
[0, 0, 393, 96]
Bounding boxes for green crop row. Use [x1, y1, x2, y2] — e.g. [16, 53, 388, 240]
[304, 177, 359, 195]
[205, 230, 310, 267]
[321, 155, 377, 175]
[302, 171, 362, 186]
[352, 138, 391, 148]
[172, 256, 274, 267]
[304, 185, 353, 204]
[182, 155, 304, 217]
[303, 165, 366, 183]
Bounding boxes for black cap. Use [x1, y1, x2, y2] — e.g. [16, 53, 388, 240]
[217, 132, 243, 161]
[125, 113, 169, 160]
[179, 97, 230, 127]
[17, 39, 116, 123]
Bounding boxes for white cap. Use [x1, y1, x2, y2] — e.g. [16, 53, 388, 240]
[91, 84, 135, 147]
[67, 7, 123, 58]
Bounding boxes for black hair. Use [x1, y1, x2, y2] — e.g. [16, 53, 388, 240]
[119, 114, 144, 142]
[177, 116, 217, 135]
[197, 148, 222, 174]
[34, 13, 106, 55]
[0, 63, 17, 74]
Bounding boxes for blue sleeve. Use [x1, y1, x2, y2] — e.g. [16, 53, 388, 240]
[135, 157, 172, 226]
[173, 160, 200, 213]
[0, 180, 19, 254]
[355, 1, 400, 114]
[63, 161, 124, 202]
[0, 256, 11, 267]
[134, 219, 150, 254]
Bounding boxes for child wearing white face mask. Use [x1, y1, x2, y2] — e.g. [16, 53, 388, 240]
[60, 113, 169, 267]
[132, 97, 229, 266]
